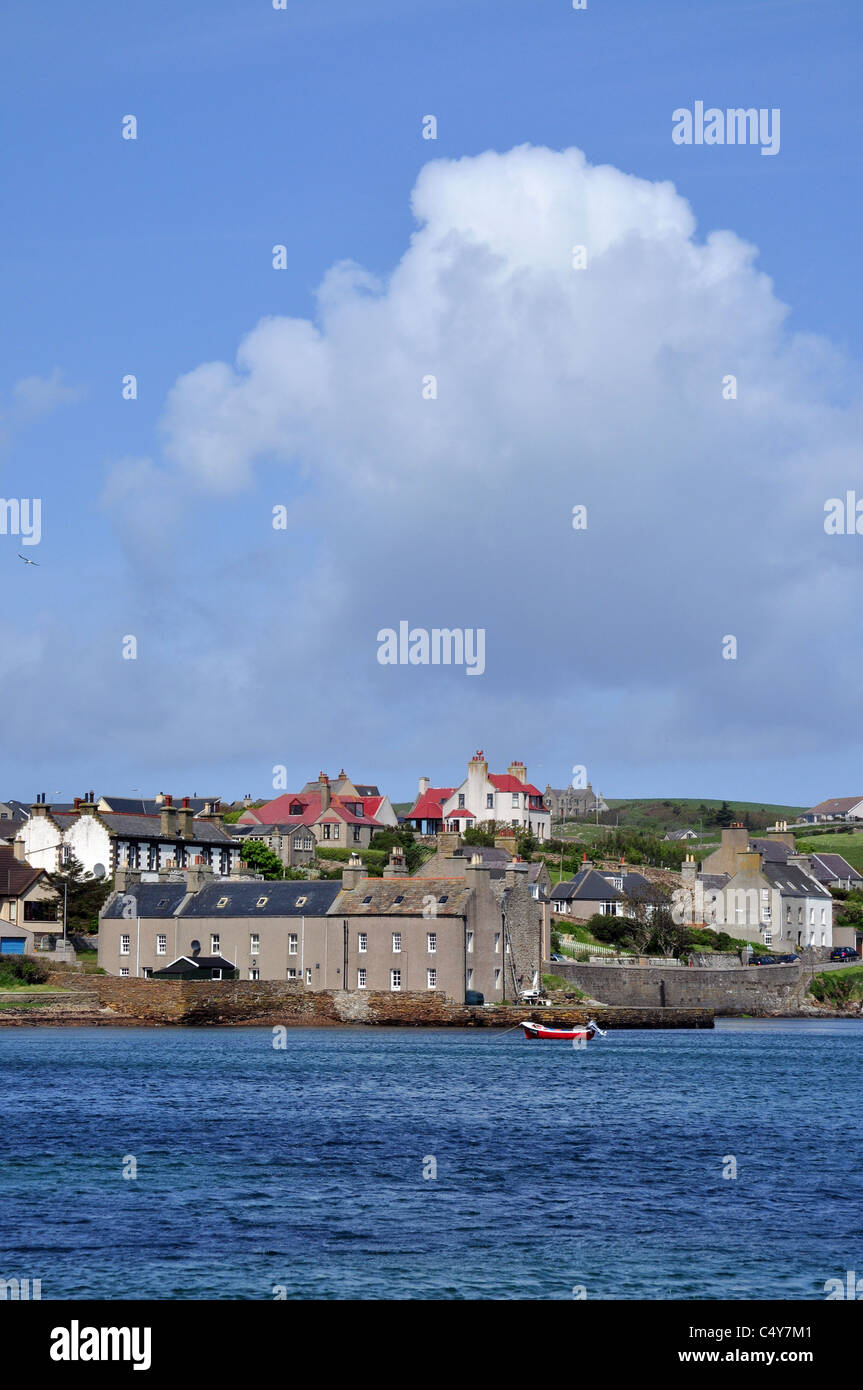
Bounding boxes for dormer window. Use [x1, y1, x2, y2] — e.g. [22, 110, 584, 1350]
[294, 896, 307, 908]
[217, 897, 229, 908]
[256, 896, 269, 908]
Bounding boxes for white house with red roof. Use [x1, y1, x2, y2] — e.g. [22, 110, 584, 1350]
[238, 773, 390, 850]
[406, 753, 551, 842]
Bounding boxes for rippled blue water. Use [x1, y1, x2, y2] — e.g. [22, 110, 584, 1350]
[1, 1020, 861, 1300]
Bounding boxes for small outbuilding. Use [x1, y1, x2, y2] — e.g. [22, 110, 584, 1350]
[150, 952, 238, 981]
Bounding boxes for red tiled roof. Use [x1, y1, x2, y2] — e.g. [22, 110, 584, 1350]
[446, 808, 475, 819]
[405, 788, 454, 821]
[250, 792, 383, 829]
[488, 774, 544, 796]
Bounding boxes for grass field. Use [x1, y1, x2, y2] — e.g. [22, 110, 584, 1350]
[601, 798, 806, 834]
[796, 833, 863, 872]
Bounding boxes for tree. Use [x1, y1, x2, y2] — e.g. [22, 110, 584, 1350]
[369, 828, 423, 872]
[713, 801, 735, 828]
[516, 827, 539, 858]
[44, 855, 111, 935]
[239, 840, 289, 879]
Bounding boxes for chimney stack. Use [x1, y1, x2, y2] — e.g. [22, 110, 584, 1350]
[383, 847, 408, 878]
[319, 774, 331, 812]
[507, 760, 527, 784]
[418, 776, 430, 797]
[341, 853, 366, 890]
[177, 797, 195, 839]
[160, 795, 178, 839]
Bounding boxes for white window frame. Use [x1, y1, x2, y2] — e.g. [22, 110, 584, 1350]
[466, 931, 474, 953]
[289, 933, 298, 955]
[156, 934, 167, 956]
[357, 968, 367, 989]
[427, 932, 436, 953]
[427, 968, 436, 990]
[392, 932, 402, 953]
[250, 934, 260, 954]
[390, 968, 402, 992]
[211, 934, 220, 955]
[120, 934, 130, 956]
[358, 932, 368, 953]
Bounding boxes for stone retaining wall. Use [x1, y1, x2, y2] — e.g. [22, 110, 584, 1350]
[545, 961, 807, 1015]
[39, 975, 712, 1029]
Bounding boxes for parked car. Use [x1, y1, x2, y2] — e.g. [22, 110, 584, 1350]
[830, 947, 860, 962]
[749, 955, 777, 966]
[549, 953, 566, 962]
[776, 954, 800, 963]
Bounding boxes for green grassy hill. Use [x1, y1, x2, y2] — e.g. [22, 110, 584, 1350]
[600, 799, 805, 835]
[796, 832, 863, 871]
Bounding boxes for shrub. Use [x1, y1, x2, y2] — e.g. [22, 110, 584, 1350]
[0, 955, 49, 985]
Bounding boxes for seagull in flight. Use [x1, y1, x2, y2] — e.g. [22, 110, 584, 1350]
[18, 554, 39, 566]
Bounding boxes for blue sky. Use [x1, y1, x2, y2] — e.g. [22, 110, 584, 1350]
[2, 0, 862, 808]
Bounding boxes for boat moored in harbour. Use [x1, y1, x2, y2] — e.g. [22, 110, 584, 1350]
[520, 1018, 608, 1041]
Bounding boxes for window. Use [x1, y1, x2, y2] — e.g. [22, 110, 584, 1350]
[427, 932, 436, 953]
[438, 895, 448, 904]
[156, 934, 166, 955]
[512, 793, 520, 808]
[120, 935, 130, 955]
[467, 968, 474, 987]
[212, 969, 222, 980]
[358, 933, 368, 953]
[157, 898, 169, 909]
[249, 969, 260, 981]
[352, 827, 361, 843]
[217, 896, 229, 909]
[392, 932, 402, 953]
[305, 967, 312, 984]
[362, 895, 372, 905]
[809, 908, 815, 924]
[256, 896, 268, 909]
[785, 906, 791, 923]
[287, 968, 297, 978]
[821, 909, 826, 925]
[797, 906, 803, 923]
[293, 837, 303, 851]
[333, 824, 340, 840]
[466, 931, 474, 953]
[390, 969, 402, 991]
[494, 968, 501, 988]
[120, 967, 130, 977]
[211, 935, 220, 954]
[323, 824, 332, 840]
[289, 934, 298, 955]
[427, 969, 437, 990]
[393, 894, 404, 905]
[357, 968, 367, 989]
[486, 793, 494, 809]
[494, 932, 500, 953]
[458, 794, 465, 808]
[250, 934, 260, 954]
[294, 896, 307, 908]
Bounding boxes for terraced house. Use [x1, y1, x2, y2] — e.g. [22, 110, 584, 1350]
[99, 848, 549, 1002]
[19, 794, 240, 879]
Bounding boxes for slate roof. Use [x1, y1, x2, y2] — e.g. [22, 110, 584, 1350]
[550, 869, 623, 903]
[102, 882, 191, 919]
[100, 797, 219, 815]
[0, 845, 47, 897]
[762, 863, 833, 898]
[750, 838, 792, 863]
[810, 853, 862, 883]
[333, 878, 469, 916]
[179, 880, 343, 917]
[806, 797, 863, 816]
[51, 810, 235, 844]
[154, 954, 236, 974]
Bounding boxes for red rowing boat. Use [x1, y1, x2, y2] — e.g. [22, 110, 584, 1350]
[520, 1018, 607, 1041]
